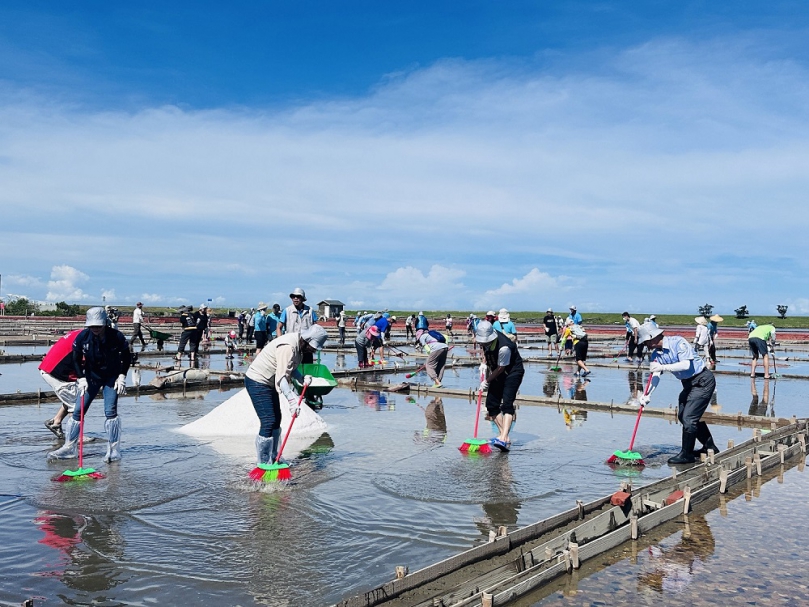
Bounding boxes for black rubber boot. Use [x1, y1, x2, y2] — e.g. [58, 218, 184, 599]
[668, 430, 698, 465]
[692, 422, 720, 457]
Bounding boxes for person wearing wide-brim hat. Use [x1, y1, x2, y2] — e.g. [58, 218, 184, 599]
[638, 322, 718, 465]
[279, 287, 319, 363]
[708, 315, 723, 366]
[493, 308, 518, 343]
[694, 317, 711, 362]
[475, 320, 525, 452]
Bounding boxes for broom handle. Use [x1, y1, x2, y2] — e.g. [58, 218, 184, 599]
[472, 366, 485, 438]
[78, 393, 85, 469]
[627, 372, 654, 451]
[274, 384, 307, 464]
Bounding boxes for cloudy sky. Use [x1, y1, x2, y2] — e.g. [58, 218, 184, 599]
[2, 1, 808, 315]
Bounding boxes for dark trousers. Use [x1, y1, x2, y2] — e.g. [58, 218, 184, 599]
[678, 369, 716, 434]
[486, 370, 524, 417]
[130, 323, 146, 346]
[246, 325, 254, 343]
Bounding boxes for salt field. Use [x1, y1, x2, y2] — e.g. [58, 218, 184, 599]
[3, 345, 809, 606]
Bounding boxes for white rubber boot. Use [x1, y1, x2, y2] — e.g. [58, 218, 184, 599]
[104, 416, 122, 462]
[48, 417, 79, 460]
[255, 434, 276, 465]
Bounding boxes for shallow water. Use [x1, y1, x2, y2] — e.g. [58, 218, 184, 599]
[3, 355, 809, 606]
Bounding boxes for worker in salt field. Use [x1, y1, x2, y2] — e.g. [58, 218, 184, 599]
[40, 329, 82, 440]
[245, 308, 255, 343]
[130, 302, 146, 348]
[48, 307, 130, 462]
[337, 310, 347, 347]
[543, 308, 559, 358]
[621, 312, 641, 363]
[237, 311, 246, 341]
[748, 323, 777, 379]
[708, 314, 723, 366]
[197, 303, 211, 344]
[693, 316, 711, 362]
[648, 314, 658, 328]
[175, 305, 200, 362]
[415, 311, 429, 331]
[269, 303, 282, 339]
[416, 327, 449, 388]
[244, 325, 326, 466]
[280, 287, 318, 363]
[355, 324, 381, 368]
[746, 319, 757, 334]
[559, 319, 590, 377]
[493, 308, 517, 343]
[224, 330, 237, 359]
[475, 320, 524, 452]
[445, 313, 453, 338]
[253, 303, 269, 354]
[567, 305, 582, 325]
[405, 313, 415, 340]
[638, 321, 718, 465]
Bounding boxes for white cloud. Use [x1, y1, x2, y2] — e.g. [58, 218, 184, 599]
[101, 289, 116, 302]
[140, 293, 163, 303]
[2, 35, 809, 310]
[4, 274, 44, 289]
[45, 265, 90, 302]
[475, 268, 566, 309]
[377, 265, 467, 308]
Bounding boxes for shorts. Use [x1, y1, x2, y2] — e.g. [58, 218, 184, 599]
[546, 333, 559, 344]
[254, 330, 268, 350]
[748, 337, 768, 359]
[574, 336, 589, 362]
[486, 370, 524, 417]
[39, 370, 77, 411]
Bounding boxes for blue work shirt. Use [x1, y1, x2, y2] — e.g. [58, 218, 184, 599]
[254, 311, 268, 332]
[567, 312, 582, 325]
[650, 335, 705, 380]
[267, 313, 280, 335]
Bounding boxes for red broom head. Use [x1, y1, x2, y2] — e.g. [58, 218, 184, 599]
[459, 439, 493, 455]
[249, 463, 292, 483]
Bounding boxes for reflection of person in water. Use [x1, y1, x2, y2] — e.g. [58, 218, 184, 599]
[563, 408, 588, 429]
[477, 455, 521, 537]
[627, 370, 644, 404]
[543, 373, 559, 398]
[362, 389, 393, 411]
[749, 377, 772, 417]
[35, 511, 124, 592]
[572, 379, 589, 401]
[638, 514, 715, 594]
[413, 397, 448, 443]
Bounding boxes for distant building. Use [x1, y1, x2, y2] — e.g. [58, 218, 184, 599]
[317, 300, 345, 319]
[37, 302, 57, 312]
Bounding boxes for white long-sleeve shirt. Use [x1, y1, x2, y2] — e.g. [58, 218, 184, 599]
[132, 307, 144, 324]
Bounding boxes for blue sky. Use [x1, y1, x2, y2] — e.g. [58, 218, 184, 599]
[2, 1, 809, 315]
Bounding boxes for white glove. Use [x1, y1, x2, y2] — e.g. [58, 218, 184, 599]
[115, 374, 127, 395]
[639, 394, 651, 406]
[479, 380, 488, 392]
[303, 375, 313, 387]
[77, 377, 88, 393]
[479, 361, 487, 377]
[649, 361, 665, 374]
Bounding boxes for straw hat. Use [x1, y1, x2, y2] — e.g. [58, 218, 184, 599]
[257, 302, 268, 311]
[695, 316, 708, 326]
[710, 314, 724, 322]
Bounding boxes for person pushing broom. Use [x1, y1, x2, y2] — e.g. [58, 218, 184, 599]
[475, 320, 524, 452]
[637, 322, 718, 465]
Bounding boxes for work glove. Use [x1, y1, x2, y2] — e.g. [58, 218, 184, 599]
[115, 374, 127, 395]
[649, 361, 665, 374]
[479, 361, 487, 377]
[289, 403, 301, 417]
[479, 380, 488, 392]
[638, 394, 651, 407]
[303, 375, 313, 387]
[77, 377, 88, 393]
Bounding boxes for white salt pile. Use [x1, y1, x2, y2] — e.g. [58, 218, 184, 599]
[177, 388, 329, 461]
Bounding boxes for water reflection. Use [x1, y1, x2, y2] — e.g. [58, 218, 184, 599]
[361, 389, 395, 411]
[543, 372, 559, 398]
[477, 456, 521, 536]
[412, 397, 448, 444]
[749, 378, 774, 417]
[638, 514, 715, 594]
[628, 370, 644, 405]
[34, 511, 125, 592]
[562, 408, 588, 430]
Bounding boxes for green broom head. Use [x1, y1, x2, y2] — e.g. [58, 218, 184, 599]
[54, 467, 105, 482]
[606, 450, 645, 466]
[459, 438, 493, 455]
[249, 462, 292, 483]
[550, 366, 562, 372]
